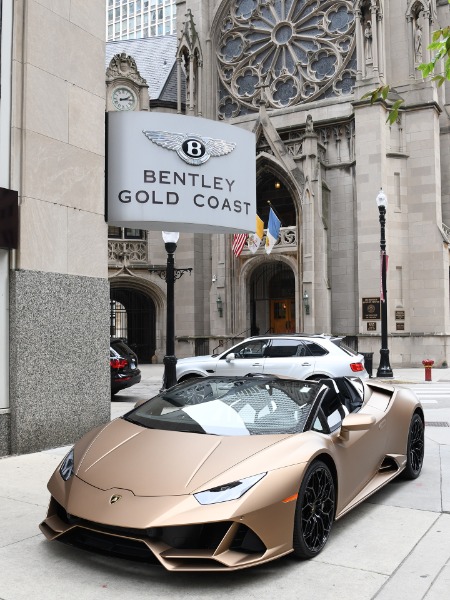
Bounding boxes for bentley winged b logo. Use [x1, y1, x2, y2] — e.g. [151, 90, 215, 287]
[109, 494, 122, 504]
[142, 130, 236, 166]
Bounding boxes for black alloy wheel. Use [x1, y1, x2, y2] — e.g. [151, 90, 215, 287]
[401, 413, 425, 480]
[293, 460, 335, 559]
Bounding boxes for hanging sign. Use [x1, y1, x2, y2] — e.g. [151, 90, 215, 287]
[106, 112, 256, 233]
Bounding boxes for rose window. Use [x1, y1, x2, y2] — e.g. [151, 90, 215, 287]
[217, 0, 356, 118]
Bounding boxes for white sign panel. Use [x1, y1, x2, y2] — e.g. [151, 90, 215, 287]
[106, 112, 256, 233]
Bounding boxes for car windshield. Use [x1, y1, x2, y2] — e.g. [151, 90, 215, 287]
[124, 377, 321, 436]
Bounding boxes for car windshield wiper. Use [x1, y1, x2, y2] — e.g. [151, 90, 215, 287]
[174, 428, 208, 435]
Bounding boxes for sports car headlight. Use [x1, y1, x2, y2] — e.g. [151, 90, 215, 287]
[194, 473, 266, 505]
[59, 448, 74, 481]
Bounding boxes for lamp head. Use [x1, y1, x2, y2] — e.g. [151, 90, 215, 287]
[376, 189, 387, 209]
[216, 295, 223, 317]
[162, 231, 180, 244]
[303, 290, 310, 315]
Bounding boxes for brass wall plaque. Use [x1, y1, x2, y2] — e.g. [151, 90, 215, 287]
[367, 322, 377, 331]
[395, 310, 405, 320]
[362, 298, 380, 320]
[396, 322, 405, 331]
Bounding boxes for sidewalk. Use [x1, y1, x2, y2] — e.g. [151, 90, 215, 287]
[0, 365, 449, 599]
[370, 366, 450, 384]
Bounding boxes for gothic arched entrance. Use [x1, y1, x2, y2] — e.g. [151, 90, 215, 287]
[250, 262, 296, 335]
[110, 287, 156, 363]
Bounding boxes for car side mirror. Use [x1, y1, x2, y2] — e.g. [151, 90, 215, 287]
[226, 353, 235, 362]
[340, 413, 376, 441]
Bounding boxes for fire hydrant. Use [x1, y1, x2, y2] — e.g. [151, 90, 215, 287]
[422, 359, 434, 382]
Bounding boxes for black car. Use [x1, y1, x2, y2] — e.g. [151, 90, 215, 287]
[110, 338, 141, 396]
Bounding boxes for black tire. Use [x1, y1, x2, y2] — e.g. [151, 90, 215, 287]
[400, 413, 424, 480]
[293, 460, 335, 559]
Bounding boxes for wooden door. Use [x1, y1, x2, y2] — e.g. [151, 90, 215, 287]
[270, 299, 295, 333]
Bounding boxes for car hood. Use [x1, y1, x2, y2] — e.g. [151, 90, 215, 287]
[75, 418, 288, 497]
[176, 354, 215, 364]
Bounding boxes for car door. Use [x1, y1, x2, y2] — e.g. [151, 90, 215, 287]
[312, 386, 388, 508]
[213, 339, 268, 376]
[263, 339, 316, 378]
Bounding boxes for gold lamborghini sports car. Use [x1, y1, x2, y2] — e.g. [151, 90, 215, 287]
[40, 375, 424, 571]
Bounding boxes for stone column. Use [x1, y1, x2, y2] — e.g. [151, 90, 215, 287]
[377, 13, 385, 79]
[189, 53, 195, 115]
[371, 3, 379, 75]
[407, 16, 415, 79]
[423, 10, 431, 65]
[356, 10, 363, 81]
[177, 56, 182, 114]
[197, 60, 203, 116]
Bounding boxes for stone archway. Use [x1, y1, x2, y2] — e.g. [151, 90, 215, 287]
[109, 277, 165, 364]
[249, 261, 297, 335]
[110, 288, 156, 363]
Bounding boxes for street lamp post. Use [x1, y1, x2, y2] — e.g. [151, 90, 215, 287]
[376, 189, 394, 378]
[149, 232, 192, 390]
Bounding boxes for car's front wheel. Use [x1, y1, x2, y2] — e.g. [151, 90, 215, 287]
[401, 412, 424, 480]
[293, 460, 335, 559]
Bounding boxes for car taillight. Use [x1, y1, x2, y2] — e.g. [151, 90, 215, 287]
[350, 362, 365, 372]
[110, 358, 128, 369]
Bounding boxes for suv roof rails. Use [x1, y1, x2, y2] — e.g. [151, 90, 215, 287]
[244, 333, 342, 340]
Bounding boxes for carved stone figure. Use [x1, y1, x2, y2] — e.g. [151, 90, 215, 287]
[364, 21, 373, 62]
[414, 22, 423, 63]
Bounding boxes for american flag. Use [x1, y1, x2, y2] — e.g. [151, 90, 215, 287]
[232, 233, 248, 257]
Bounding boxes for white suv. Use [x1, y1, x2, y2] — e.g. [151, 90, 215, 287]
[176, 335, 369, 382]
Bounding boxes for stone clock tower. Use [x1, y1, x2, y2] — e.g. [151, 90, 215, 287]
[106, 52, 150, 112]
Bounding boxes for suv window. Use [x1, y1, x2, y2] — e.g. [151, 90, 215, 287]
[333, 340, 358, 356]
[265, 339, 305, 358]
[303, 341, 328, 356]
[223, 339, 268, 359]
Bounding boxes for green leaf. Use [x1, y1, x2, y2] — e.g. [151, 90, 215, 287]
[429, 40, 443, 50]
[431, 75, 445, 86]
[386, 99, 404, 125]
[418, 63, 434, 77]
[361, 85, 389, 105]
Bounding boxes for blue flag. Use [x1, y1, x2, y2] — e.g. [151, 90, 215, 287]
[265, 208, 281, 254]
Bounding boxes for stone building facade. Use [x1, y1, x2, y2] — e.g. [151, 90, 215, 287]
[0, 1, 109, 456]
[106, 0, 450, 370]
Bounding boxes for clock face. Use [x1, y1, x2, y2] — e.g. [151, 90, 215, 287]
[112, 87, 137, 111]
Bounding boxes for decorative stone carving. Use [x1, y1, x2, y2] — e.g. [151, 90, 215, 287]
[106, 53, 147, 85]
[305, 114, 314, 133]
[177, 9, 203, 115]
[364, 21, 373, 62]
[217, 0, 356, 118]
[414, 22, 423, 63]
[108, 241, 148, 265]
